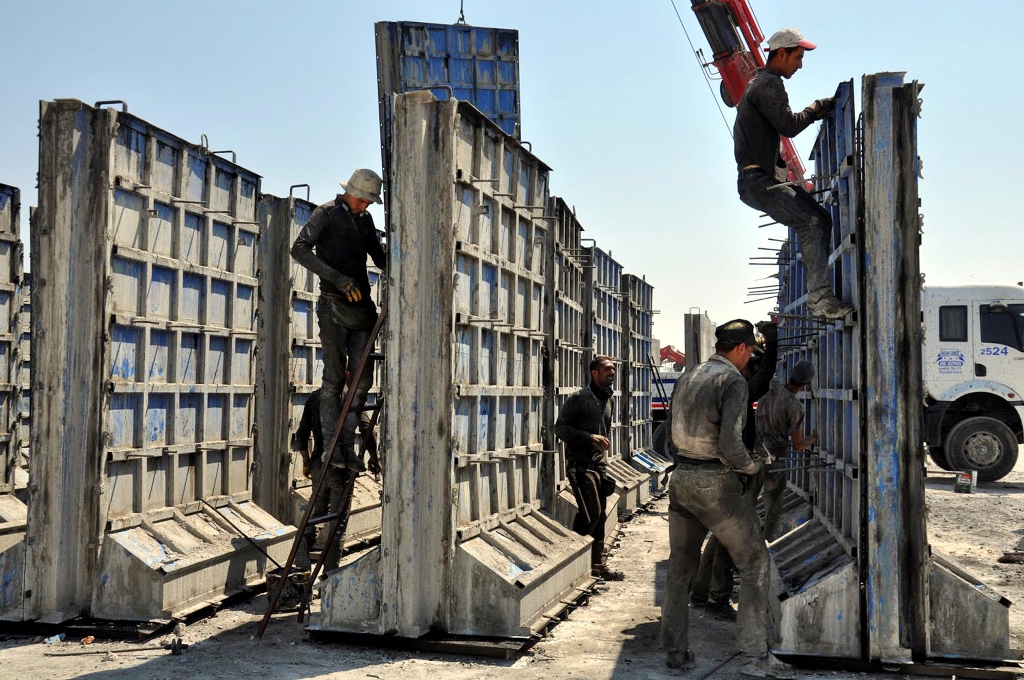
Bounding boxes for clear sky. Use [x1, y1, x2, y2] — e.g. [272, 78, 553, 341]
[1, 1, 1021, 347]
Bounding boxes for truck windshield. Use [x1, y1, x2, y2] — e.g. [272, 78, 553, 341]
[980, 304, 1024, 351]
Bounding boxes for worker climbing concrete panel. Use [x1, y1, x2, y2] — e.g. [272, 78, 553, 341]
[770, 74, 1009, 663]
[317, 92, 591, 639]
[255, 191, 383, 546]
[0, 182, 26, 622]
[28, 100, 294, 624]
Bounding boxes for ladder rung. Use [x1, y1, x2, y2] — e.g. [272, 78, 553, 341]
[307, 510, 346, 526]
[368, 352, 384, 361]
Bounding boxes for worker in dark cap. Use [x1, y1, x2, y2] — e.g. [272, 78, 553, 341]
[660, 319, 777, 673]
[690, 319, 778, 619]
[756, 359, 817, 541]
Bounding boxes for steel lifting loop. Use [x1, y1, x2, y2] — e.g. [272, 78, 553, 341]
[94, 100, 128, 112]
[289, 184, 311, 201]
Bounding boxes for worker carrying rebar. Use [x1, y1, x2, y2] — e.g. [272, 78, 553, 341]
[734, 28, 853, 320]
[660, 320, 792, 678]
[755, 360, 817, 541]
[292, 388, 380, 572]
[689, 320, 778, 620]
[291, 169, 386, 474]
[554, 355, 625, 582]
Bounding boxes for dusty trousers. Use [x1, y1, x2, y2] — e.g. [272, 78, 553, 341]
[303, 464, 356, 572]
[691, 468, 765, 604]
[761, 450, 788, 541]
[316, 298, 375, 462]
[661, 466, 771, 658]
[567, 467, 609, 567]
[738, 167, 833, 296]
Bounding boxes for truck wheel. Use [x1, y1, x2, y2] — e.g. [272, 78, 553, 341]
[945, 416, 1019, 482]
[928, 446, 953, 471]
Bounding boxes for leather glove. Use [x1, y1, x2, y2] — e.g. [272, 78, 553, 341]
[302, 463, 312, 479]
[811, 97, 835, 120]
[339, 278, 363, 303]
[756, 320, 778, 343]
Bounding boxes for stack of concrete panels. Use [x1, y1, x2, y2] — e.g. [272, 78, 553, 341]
[585, 247, 648, 512]
[0, 183, 25, 621]
[544, 199, 620, 543]
[28, 100, 294, 623]
[255, 192, 383, 547]
[622, 274, 671, 493]
[316, 92, 591, 639]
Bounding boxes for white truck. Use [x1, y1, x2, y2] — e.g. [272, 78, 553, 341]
[923, 284, 1024, 481]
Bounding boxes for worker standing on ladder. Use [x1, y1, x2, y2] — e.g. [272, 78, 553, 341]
[291, 169, 386, 475]
[660, 320, 792, 677]
[555, 355, 625, 581]
[734, 28, 852, 320]
[756, 360, 817, 542]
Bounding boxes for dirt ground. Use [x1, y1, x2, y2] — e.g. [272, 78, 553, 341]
[2, 454, 1023, 680]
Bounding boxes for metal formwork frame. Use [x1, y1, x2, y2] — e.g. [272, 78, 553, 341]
[0, 184, 23, 497]
[318, 92, 590, 640]
[29, 100, 291, 623]
[772, 74, 1009, 664]
[256, 191, 385, 538]
[584, 246, 625, 457]
[620, 274, 654, 457]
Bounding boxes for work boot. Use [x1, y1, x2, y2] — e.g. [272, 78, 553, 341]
[592, 563, 625, 581]
[806, 289, 854, 320]
[665, 650, 695, 671]
[739, 652, 796, 679]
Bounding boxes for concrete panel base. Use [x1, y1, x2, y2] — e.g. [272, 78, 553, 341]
[0, 495, 27, 621]
[316, 509, 592, 638]
[606, 459, 650, 514]
[448, 510, 592, 637]
[928, 552, 1010, 661]
[770, 519, 859, 659]
[92, 497, 295, 622]
[553, 487, 619, 552]
[290, 475, 383, 547]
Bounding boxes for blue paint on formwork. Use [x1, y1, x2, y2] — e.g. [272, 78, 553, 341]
[378, 21, 521, 137]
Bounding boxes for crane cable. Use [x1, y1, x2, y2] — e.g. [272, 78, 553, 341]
[670, 0, 734, 139]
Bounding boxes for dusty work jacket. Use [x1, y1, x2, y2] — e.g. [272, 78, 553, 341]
[755, 380, 805, 451]
[554, 383, 613, 474]
[670, 354, 755, 470]
[291, 196, 386, 312]
[733, 68, 819, 175]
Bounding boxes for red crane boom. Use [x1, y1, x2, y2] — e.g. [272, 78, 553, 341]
[689, 0, 807, 183]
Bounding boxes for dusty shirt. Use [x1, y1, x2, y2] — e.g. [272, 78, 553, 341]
[290, 196, 387, 310]
[755, 380, 805, 450]
[733, 69, 818, 174]
[669, 354, 754, 469]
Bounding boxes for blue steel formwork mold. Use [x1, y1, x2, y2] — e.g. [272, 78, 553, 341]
[375, 21, 521, 225]
[0, 183, 26, 622]
[772, 75, 1009, 663]
[29, 101, 294, 624]
[582, 247, 649, 512]
[544, 200, 621, 545]
[255, 193, 383, 548]
[317, 94, 591, 639]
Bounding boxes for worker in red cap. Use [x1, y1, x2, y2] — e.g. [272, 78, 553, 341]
[734, 28, 853, 321]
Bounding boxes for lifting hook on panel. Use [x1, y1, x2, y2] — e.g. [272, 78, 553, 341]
[94, 100, 128, 112]
[211, 149, 237, 164]
[200, 134, 209, 152]
[289, 184, 311, 202]
[455, 0, 467, 25]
